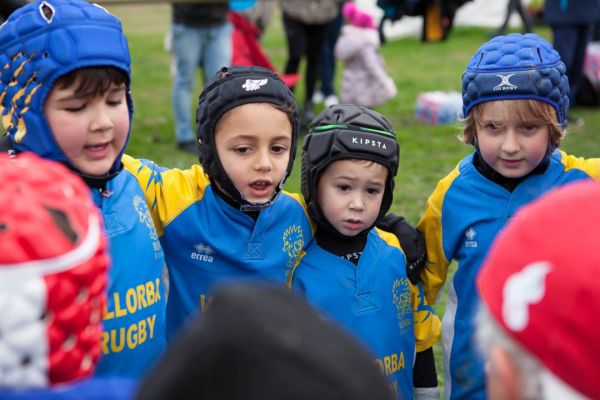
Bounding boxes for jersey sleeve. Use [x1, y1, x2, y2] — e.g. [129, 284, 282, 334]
[121, 154, 211, 236]
[560, 150, 600, 179]
[375, 228, 441, 350]
[417, 166, 459, 305]
[410, 280, 441, 352]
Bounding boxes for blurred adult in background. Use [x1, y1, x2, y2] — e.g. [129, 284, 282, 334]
[279, 0, 342, 124]
[491, 0, 533, 37]
[240, 0, 274, 37]
[544, 0, 600, 107]
[171, 1, 232, 154]
[476, 180, 600, 400]
[0, 0, 26, 21]
[312, 1, 344, 108]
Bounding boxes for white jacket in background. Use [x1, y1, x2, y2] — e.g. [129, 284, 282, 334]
[335, 24, 397, 108]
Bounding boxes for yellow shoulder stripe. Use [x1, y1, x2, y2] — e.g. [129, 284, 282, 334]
[559, 150, 600, 179]
[374, 227, 401, 250]
[122, 154, 210, 236]
[417, 164, 460, 305]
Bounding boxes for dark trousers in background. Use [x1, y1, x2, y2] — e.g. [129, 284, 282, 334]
[495, 0, 533, 35]
[552, 24, 592, 106]
[282, 13, 329, 106]
[318, 11, 343, 97]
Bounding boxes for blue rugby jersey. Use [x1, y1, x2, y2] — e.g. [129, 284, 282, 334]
[93, 169, 167, 378]
[291, 228, 441, 400]
[418, 149, 600, 399]
[122, 155, 314, 340]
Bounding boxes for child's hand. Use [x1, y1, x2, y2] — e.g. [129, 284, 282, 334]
[377, 213, 426, 283]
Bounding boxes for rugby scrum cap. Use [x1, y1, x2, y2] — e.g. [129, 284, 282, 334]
[0, 0, 132, 182]
[462, 33, 569, 129]
[0, 153, 108, 388]
[136, 283, 394, 400]
[477, 180, 600, 400]
[196, 65, 300, 211]
[302, 104, 399, 230]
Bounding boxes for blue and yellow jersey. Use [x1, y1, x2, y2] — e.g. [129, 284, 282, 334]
[417, 149, 600, 400]
[92, 169, 167, 378]
[290, 228, 441, 400]
[122, 155, 314, 339]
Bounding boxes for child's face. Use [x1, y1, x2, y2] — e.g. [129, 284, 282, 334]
[44, 78, 129, 177]
[476, 101, 550, 178]
[317, 159, 387, 237]
[215, 103, 292, 204]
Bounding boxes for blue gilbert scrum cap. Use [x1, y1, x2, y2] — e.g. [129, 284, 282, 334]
[0, 0, 132, 177]
[462, 33, 569, 129]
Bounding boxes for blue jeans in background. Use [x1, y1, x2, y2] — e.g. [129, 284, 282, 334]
[172, 22, 232, 144]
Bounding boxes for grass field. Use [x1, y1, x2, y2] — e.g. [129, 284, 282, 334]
[109, 3, 600, 390]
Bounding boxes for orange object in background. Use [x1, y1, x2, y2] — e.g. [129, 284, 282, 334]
[424, 0, 444, 42]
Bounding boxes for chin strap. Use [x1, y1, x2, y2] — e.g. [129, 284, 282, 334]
[75, 163, 123, 193]
[308, 201, 372, 240]
[225, 170, 288, 213]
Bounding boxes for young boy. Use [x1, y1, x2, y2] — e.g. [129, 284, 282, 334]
[290, 104, 441, 400]
[0, 0, 166, 377]
[0, 153, 136, 398]
[417, 33, 600, 399]
[122, 66, 314, 340]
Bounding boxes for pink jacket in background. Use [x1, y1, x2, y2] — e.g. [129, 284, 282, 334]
[335, 24, 397, 108]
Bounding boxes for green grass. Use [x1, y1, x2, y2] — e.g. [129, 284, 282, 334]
[109, 3, 600, 390]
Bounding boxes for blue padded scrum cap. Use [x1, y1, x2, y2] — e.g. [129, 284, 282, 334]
[462, 33, 569, 129]
[0, 0, 132, 169]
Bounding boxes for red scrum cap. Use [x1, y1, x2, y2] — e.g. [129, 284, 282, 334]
[477, 180, 600, 399]
[0, 153, 109, 388]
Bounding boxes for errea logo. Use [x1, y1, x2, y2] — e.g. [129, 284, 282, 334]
[493, 74, 518, 91]
[242, 78, 268, 91]
[464, 227, 478, 248]
[191, 242, 214, 263]
[352, 137, 387, 149]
